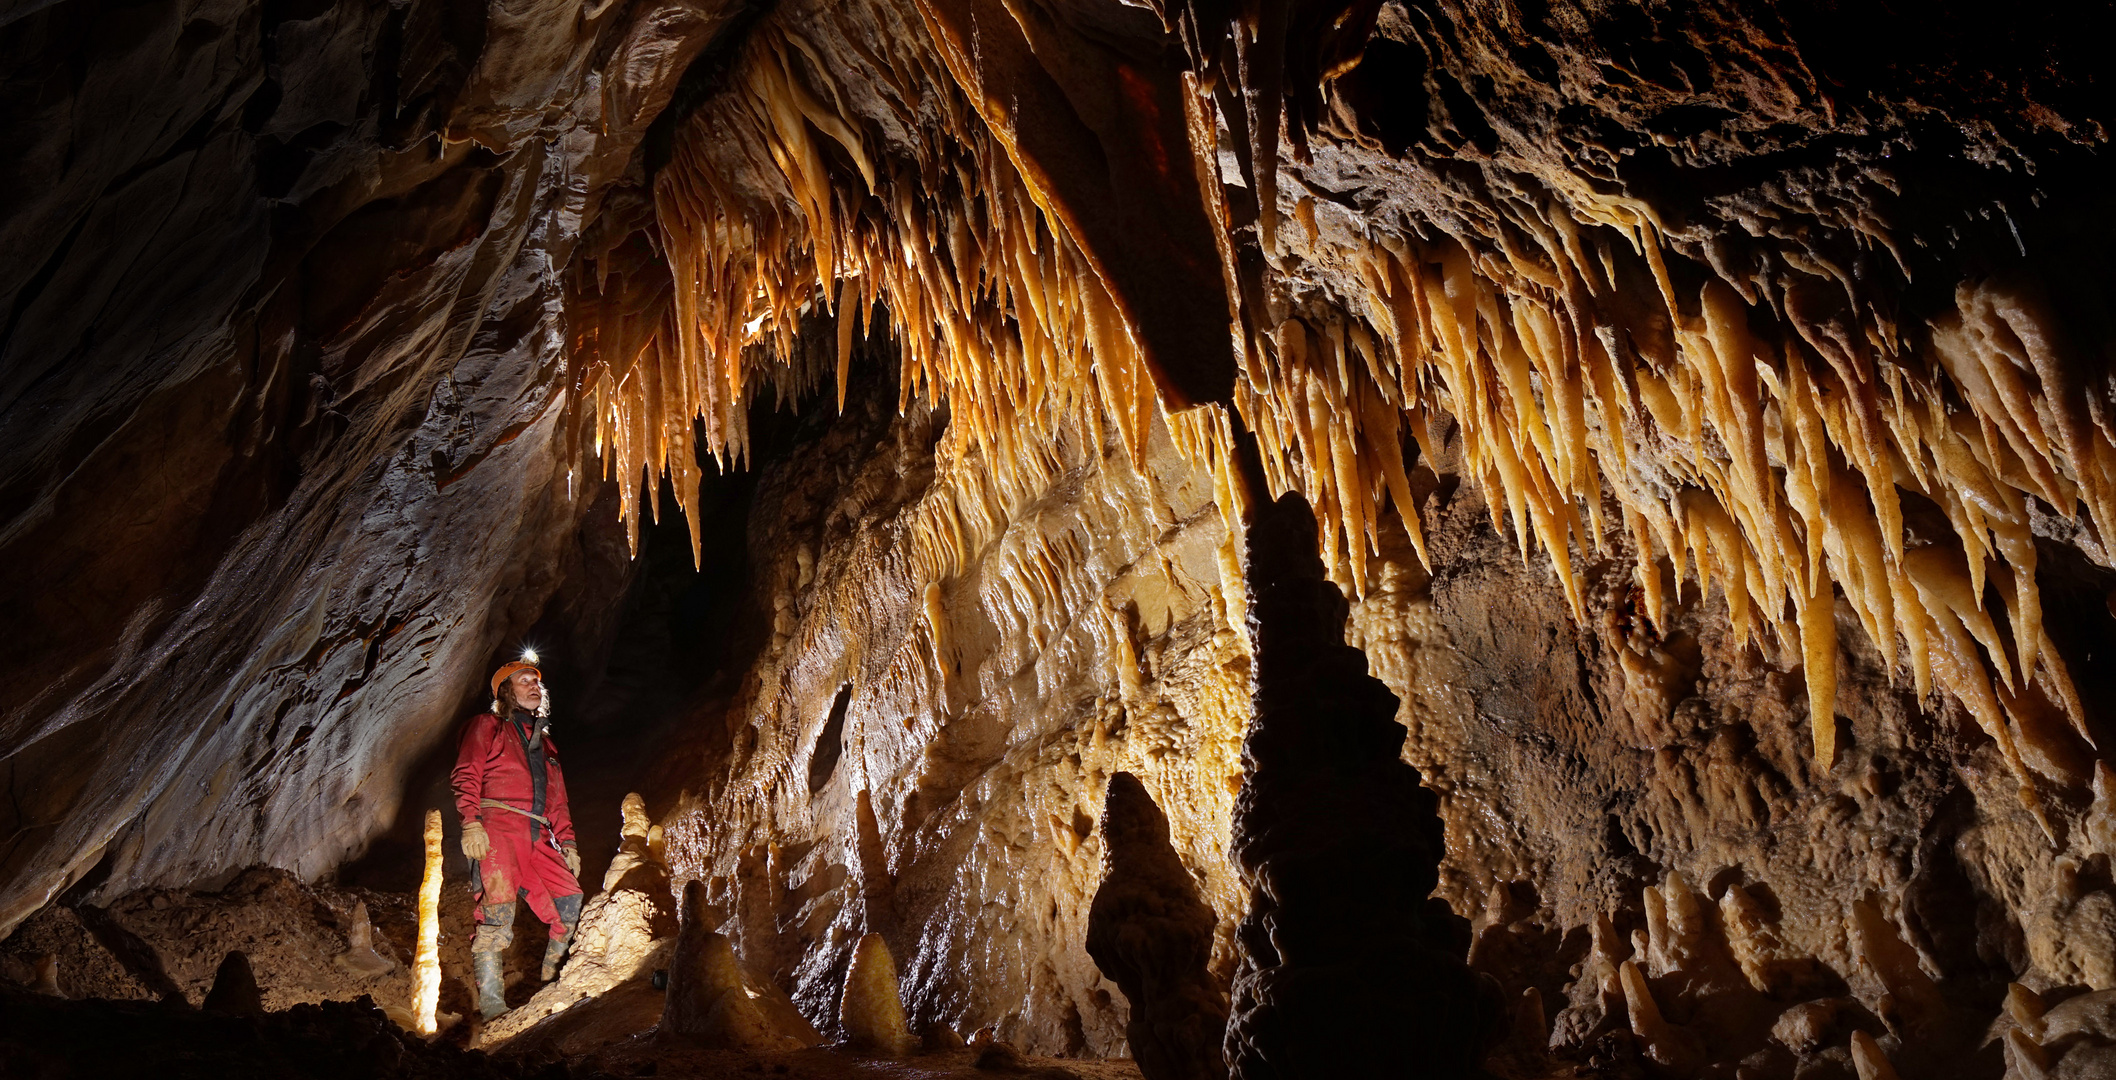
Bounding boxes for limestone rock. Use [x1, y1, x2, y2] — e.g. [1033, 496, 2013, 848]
[0, 906, 149, 1002]
[662, 880, 793, 1051]
[4, 1, 2116, 1078]
[334, 901, 395, 978]
[201, 951, 264, 1016]
[1086, 771, 1227, 1080]
[840, 932, 916, 1056]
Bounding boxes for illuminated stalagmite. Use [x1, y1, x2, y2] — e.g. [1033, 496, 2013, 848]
[6, 0, 2116, 1076]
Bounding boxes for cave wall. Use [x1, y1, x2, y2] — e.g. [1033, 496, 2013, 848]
[6, 0, 2116, 1073]
[1344, 426, 2114, 1072]
[0, 0, 742, 929]
[661, 353, 1255, 1054]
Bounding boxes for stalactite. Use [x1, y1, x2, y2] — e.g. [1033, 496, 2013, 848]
[567, 0, 2107, 830]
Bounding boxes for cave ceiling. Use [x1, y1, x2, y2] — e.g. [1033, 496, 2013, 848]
[4, 0, 2116, 1070]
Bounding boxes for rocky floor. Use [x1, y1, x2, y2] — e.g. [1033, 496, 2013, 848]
[0, 982, 1141, 1080]
[0, 859, 1141, 1080]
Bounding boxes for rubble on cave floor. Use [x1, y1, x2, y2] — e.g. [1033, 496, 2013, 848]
[0, 796, 1143, 1079]
[0, 981, 1143, 1080]
[0, 867, 417, 1012]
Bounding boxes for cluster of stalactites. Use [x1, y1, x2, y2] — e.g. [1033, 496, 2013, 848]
[1232, 194, 2099, 832]
[573, 3, 2101, 832]
[568, 20, 1197, 573]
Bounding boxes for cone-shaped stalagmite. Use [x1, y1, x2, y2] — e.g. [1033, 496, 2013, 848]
[1087, 771, 1228, 1080]
[202, 951, 265, 1016]
[840, 932, 916, 1055]
[664, 879, 783, 1050]
[31, 954, 61, 998]
[334, 900, 394, 977]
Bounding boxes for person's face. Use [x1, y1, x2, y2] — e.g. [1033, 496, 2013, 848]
[510, 670, 544, 710]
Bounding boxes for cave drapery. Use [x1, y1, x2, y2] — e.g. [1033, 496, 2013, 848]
[5, 0, 2116, 1073]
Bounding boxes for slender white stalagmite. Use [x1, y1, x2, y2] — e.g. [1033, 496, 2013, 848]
[414, 809, 443, 1035]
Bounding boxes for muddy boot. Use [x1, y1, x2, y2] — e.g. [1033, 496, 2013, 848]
[540, 936, 570, 983]
[473, 950, 508, 1020]
[541, 894, 583, 982]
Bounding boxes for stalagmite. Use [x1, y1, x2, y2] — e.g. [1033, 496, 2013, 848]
[1619, 960, 1703, 1072]
[413, 809, 443, 1036]
[664, 881, 785, 1050]
[840, 931, 917, 1056]
[1849, 900, 1945, 1029]
[2005, 1028, 2051, 1080]
[1850, 1030, 1903, 1080]
[2006, 982, 2048, 1041]
[30, 954, 60, 998]
[1086, 772, 1228, 1080]
[1512, 987, 1547, 1051]
[603, 792, 657, 892]
[334, 901, 394, 977]
[201, 951, 264, 1016]
[2089, 762, 2116, 857]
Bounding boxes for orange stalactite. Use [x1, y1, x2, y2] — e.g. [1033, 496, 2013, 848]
[561, 4, 2107, 828]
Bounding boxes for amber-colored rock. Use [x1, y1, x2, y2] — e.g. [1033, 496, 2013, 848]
[839, 932, 916, 1056]
[335, 901, 395, 978]
[4, 2, 2116, 1079]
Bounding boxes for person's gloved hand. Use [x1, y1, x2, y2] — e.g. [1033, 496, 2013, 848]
[462, 820, 490, 862]
[563, 844, 581, 877]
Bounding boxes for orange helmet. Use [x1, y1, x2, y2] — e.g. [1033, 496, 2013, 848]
[491, 659, 542, 699]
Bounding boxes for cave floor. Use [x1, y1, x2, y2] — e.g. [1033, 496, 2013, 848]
[0, 984, 1144, 1080]
[576, 1043, 1143, 1080]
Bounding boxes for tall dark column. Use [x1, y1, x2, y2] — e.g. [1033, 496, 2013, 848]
[1225, 493, 1501, 1078]
[1088, 771, 1230, 1080]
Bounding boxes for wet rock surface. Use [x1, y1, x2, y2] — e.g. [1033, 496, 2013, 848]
[5, 0, 2116, 1076]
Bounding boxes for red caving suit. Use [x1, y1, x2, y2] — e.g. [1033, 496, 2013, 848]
[452, 712, 579, 939]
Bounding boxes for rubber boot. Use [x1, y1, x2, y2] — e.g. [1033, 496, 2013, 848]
[540, 936, 570, 983]
[541, 894, 584, 982]
[473, 950, 508, 1020]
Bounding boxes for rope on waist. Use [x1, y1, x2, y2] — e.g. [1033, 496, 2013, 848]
[481, 799, 566, 853]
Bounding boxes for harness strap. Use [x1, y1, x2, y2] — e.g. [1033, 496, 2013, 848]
[480, 798, 554, 828]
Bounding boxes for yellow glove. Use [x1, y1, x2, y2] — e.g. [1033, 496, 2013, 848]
[461, 820, 490, 861]
[563, 844, 581, 877]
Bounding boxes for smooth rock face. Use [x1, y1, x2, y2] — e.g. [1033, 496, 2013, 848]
[1087, 772, 1228, 1080]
